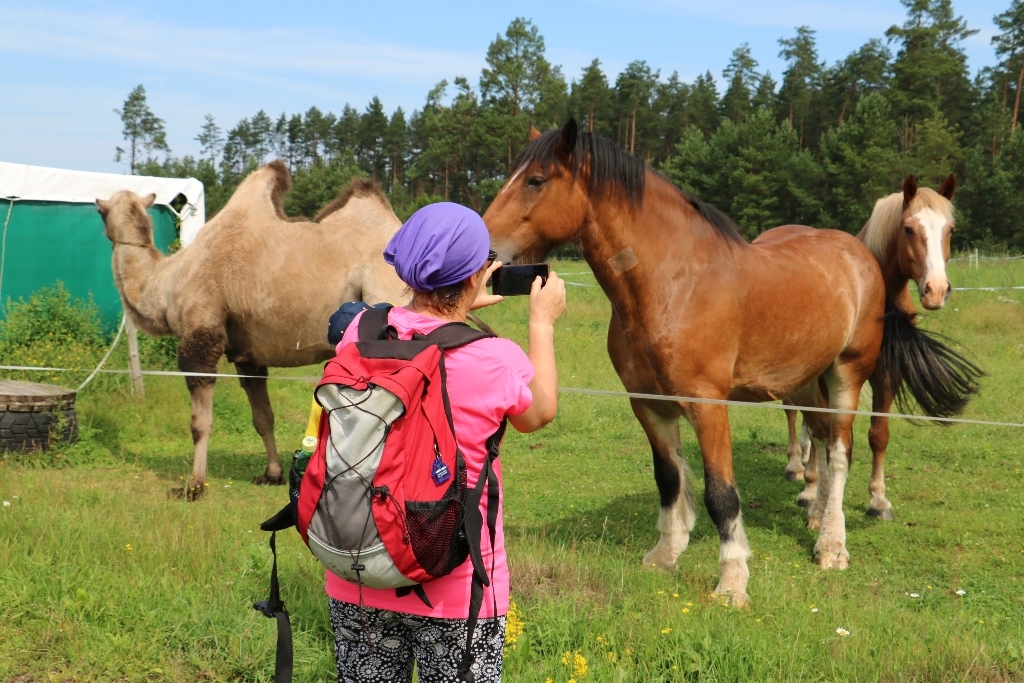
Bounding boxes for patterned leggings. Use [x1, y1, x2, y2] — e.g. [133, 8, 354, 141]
[328, 597, 506, 683]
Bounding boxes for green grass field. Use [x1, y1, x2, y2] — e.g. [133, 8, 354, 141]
[2, 258, 1024, 682]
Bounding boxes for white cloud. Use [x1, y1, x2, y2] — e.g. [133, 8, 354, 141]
[0, 7, 483, 92]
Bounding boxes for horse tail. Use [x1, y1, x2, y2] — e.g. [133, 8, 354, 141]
[876, 299, 984, 419]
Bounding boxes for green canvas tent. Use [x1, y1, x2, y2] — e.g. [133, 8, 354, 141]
[0, 162, 205, 328]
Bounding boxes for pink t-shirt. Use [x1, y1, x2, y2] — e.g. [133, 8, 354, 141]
[324, 306, 534, 618]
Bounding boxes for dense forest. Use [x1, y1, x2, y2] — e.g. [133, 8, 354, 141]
[119, 0, 1024, 249]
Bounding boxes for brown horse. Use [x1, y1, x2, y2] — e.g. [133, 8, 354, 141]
[483, 120, 974, 605]
[484, 120, 885, 604]
[780, 176, 982, 520]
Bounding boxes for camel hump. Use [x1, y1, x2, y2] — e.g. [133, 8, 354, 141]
[314, 178, 393, 223]
[217, 160, 293, 220]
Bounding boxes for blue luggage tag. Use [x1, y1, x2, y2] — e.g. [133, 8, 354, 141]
[431, 456, 451, 485]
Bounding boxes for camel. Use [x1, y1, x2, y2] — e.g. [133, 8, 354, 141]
[97, 161, 408, 499]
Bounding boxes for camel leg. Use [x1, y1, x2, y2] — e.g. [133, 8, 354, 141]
[783, 401, 805, 481]
[236, 362, 284, 486]
[689, 402, 751, 607]
[176, 328, 226, 501]
[631, 399, 696, 570]
[813, 367, 866, 571]
[866, 374, 896, 520]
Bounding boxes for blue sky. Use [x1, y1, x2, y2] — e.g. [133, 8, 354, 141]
[0, 0, 1011, 174]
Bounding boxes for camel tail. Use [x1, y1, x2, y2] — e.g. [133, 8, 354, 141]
[876, 299, 984, 420]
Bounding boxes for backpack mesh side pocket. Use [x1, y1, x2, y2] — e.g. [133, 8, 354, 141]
[404, 467, 469, 577]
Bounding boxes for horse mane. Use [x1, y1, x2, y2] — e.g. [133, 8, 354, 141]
[862, 187, 955, 259]
[314, 178, 393, 222]
[513, 129, 744, 244]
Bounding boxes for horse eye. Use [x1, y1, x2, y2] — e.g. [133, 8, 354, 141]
[526, 175, 545, 187]
[903, 226, 913, 235]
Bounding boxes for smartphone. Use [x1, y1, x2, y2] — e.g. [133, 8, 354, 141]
[490, 264, 549, 296]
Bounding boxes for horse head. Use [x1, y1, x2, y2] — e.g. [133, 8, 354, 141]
[898, 174, 956, 310]
[96, 191, 157, 247]
[483, 118, 590, 263]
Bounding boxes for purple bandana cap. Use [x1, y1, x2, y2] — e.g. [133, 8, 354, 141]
[384, 202, 491, 292]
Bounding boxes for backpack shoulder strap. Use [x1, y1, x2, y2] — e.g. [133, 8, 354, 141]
[356, 305, 394, 342]
[423, 321, 494, 350]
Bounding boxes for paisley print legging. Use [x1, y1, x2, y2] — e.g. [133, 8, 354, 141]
[328, 597, 506, 683]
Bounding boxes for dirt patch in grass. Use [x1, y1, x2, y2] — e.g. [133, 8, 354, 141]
[510, 552, 608, 605]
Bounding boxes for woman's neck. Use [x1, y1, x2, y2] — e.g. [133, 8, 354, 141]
[404, 299, 469, 323]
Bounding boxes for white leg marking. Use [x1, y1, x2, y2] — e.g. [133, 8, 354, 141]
[714, 513, 752, 607]
[868, 464, 893, 517]
[643, 454, 695, 569]
[814, 438, 850, 570]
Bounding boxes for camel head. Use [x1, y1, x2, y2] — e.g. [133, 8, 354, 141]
[97, 191, 157, 247]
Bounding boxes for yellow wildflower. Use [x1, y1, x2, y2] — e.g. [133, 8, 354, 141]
[561, 650, 588, 679]
[504, 601, 525, 652]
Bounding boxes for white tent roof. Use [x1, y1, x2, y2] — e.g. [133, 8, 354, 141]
[0, 161, 206, 246]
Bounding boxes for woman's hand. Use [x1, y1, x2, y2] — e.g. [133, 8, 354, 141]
[529, 271, 567, 326]
[510, 271, 567, 433]
[469, 260, 505, 311]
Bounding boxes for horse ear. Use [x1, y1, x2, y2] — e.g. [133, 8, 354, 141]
[903, 175, 918, 204]
[96, 198, 110, 216]
[939, 173, 956, 200]
[554, 118, 578, 161]
[142, 193, 157, 209]
[528, 123, 542, 141]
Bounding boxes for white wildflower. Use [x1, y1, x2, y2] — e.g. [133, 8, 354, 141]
[955, 589, 966, 596]
[811, 608, 819, 613]
[910, 593, 921, 598]
[836, 627, 850, 637]
[2, 501, 10, 508]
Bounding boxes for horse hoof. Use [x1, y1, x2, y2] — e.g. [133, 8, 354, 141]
[815, 551, 849, 571]
[785, 469, 805, 482]
[252, 474, 285, 486]
[642, 551, 677, 572]
[796, 496, 813, 508]
[867, 507, 895, 521]
[729, 592, 752, 608]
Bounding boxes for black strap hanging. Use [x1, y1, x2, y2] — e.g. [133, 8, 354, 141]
[254, 504, 297, 683]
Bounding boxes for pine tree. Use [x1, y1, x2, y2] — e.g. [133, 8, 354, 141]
[480, 18, 559, 166]
[114, 85, 170, 174]
[820, 92, 902, 232]
[993, 0, 1024, 135]
[195, 114, 223, 165]
[570, 59, 615, 136]
[778, 27, 823, 150]
[689, 71, 721, 137]
[615, 60, 659, 155]
[886, 0, 978, 131]
[720, 45, 760, 124]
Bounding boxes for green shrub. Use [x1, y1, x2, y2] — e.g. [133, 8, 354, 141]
[0, 283, 107, 383]
[138, 332, 179, 370]
[0, 282, 105, 350]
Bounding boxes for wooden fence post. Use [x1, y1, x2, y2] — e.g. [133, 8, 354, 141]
[125, 314, 145, 398]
